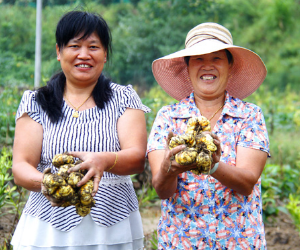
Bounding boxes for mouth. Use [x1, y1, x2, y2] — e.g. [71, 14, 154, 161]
[75, 64, 92, 68]
[200, 74, 216, 80]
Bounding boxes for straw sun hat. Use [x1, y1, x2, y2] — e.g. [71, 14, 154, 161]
[152, 22, 267, 101]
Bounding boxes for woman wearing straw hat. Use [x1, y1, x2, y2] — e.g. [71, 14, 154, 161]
[147, 22, 270, 249]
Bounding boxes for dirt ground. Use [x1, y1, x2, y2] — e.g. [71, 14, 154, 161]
[1, 204, 300, 249]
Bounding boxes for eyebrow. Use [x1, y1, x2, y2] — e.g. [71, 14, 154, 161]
[211, 51, 225, 55]
[69, 38, 100, 44]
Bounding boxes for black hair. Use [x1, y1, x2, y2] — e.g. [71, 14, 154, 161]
[56, 10, 112, 61]
[36, 11, 113, 123]
[184, 49, 234, 66]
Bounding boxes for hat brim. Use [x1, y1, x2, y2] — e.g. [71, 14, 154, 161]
[152, 39, 267, 100]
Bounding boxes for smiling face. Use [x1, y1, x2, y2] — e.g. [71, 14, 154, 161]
[187, 50, 232, 100]
[56, 32, 107, 88]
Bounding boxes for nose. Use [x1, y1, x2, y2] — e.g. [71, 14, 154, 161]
[201, 60, 214, 70]
[77, 47, 91, 59]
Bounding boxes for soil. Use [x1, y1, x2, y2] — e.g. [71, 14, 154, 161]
[1, 204, 300, 249]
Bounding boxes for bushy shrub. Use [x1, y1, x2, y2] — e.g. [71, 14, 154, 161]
[0, 86, 25, 146]
[286, 193, 300, 234]
[0, 147, 13, 212]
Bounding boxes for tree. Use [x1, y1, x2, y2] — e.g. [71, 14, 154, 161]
[110, 0, 216, 87]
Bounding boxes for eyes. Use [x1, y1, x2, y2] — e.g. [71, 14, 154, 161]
[68, 44, 101, 50]
[195, 56, 223, 61]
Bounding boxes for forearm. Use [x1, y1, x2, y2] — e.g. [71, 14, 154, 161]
[70, 147, 146, 177]
[211, 161, 260, 196]
[12, 162, 43, 192]
[152, 166, 178, 199]
[13, 114, 44, 192]
[148, 145, 186, 199]
[109, 147, 146, 175]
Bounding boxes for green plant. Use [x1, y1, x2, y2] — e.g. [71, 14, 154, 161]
[4, 184, 26, 218]
[261, 163, 300, 221]
[0, 86, 24, 146]
[132, 172, 158, 207]
[138, 186, 159, 206]
[0, 147, 13, 212]
[246, 85, 300, 137]
[143, 230, 158, 250]
[286, 193, 300, 234]
[0, 147, 27, 250]
[144, 228, 158, 250]
[142, 85, 176, 134]
[1, 184, 26, 250]
[149, 230, 158, 249]
[261, 170, 283, 220]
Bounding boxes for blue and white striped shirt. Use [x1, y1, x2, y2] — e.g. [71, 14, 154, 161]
[16, 83, 150, 232]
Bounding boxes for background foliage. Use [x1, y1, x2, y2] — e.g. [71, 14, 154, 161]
[0, 0, 300, 247]
[1, 0, 300, 90]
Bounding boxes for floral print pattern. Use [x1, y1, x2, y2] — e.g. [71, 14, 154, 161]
[147, 92, 270, 249]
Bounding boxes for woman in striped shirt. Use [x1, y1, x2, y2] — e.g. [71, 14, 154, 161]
[11, 10, 150, 250]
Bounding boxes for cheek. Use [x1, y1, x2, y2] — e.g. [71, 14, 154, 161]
[187, 65, 197, 77]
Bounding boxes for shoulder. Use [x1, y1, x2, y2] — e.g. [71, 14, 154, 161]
[226, 95, 263, 119]
[16, 90, 42, 122]
[156, 97, 189, 118]
[238, 98, 261, 112]
[110, 82, 134, 93]
[109, 83, 151, 113]
[21, 90, 38, 100]
[109, 82, 140, 102]
[19, 90, 40, 108]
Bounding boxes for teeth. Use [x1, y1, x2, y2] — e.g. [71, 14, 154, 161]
[201, 76, 215, 80]
[77, 64, 91, 68]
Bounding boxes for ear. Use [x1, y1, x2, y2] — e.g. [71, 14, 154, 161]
[104, 50, 107, 63]
[56, 44, 61, 61]
[227, 63, 234, 81]
[228, 62, 234, 75]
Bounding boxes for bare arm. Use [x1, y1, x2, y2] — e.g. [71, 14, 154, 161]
[12, 114, 43, 192]
[148, 132, 196, 199]
[69, 108, 148, 193]
[148, 150, 178, 199]
[115, 108, 148, 174]
[211, 145, 268, 196]
[149, 133, 267, 198]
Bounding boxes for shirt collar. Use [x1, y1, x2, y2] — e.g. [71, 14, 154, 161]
[169, 91, 247, 119]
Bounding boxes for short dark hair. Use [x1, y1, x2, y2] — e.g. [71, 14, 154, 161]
[56, 11, 112, 61]
[184, 49, 234, 66]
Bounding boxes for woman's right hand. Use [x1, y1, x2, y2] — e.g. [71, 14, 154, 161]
[162, 131, 198, 175]
[41, 168, 64, 207]
[148, 131, 199, 199]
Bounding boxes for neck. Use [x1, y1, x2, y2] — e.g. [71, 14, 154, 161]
[195, 93, 225, 122]
[64, 84, 96, 111]
[64, 81, 96, 96]
[195, 93, 225, 110]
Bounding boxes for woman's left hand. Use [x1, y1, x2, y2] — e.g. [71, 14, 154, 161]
[67, 151, 110, 196]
